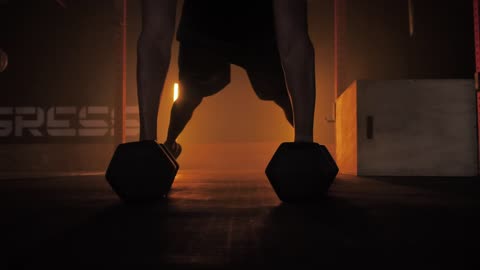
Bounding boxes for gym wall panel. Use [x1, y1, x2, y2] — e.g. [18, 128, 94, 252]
[338, 0, 475, 97]
[0, 0, 125, 143]
[0, 0, 124, 175]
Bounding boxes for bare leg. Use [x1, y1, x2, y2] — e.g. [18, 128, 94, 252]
[165, 92, 203, 145]
[245, 60, 294, 127]
[137, 0, 177, 140]
[273, 0, 315, 142]
[274, 94, 294, 127]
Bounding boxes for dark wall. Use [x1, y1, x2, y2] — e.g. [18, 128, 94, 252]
[0, 0, 122, 105]
[407, 0, 475, 78]
[341, 0, 475, 92]
[0, 0, 123, 142]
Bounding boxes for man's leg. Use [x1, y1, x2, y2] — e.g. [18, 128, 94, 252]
[247, 71, 293, 126]
[273, 0, 315, 142]
[163, 91, 203, 157]
[244, 45, 294, 127]
[137, 0, 177, 141]
[163, 42, 231, 158]
[273, 93, 294, 127]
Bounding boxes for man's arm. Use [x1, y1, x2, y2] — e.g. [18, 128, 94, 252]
[137, 0, 177, 141]
[273, 0, 315, 142]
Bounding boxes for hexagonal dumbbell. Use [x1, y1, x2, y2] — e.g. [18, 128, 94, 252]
[105, 140, 179, 203]
[265, 142, 339, 203]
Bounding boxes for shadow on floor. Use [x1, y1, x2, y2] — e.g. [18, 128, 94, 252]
[8, 195, 376, 269]
[5, 173, 480, 269]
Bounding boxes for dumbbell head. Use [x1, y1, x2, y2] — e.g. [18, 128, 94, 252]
[105, 140, 179, 203]
[265, 142, 339, 203]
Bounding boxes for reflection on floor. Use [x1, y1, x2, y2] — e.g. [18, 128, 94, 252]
[2, 171, 480, 268]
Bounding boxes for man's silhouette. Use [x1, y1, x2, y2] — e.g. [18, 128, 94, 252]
[137, 0, 315, 157]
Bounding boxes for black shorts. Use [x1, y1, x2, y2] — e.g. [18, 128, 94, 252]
[178, 42, 288, 101]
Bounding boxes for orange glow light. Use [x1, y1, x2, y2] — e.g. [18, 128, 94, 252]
[174, 83, 179, 102]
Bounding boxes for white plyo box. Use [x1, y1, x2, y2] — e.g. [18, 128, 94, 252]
[335, 80, 478, 176]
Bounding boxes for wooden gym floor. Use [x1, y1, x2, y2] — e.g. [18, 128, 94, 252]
[2, 170, 480, 269]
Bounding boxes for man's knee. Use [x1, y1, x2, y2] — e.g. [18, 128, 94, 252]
[274, 93, 294, 123]
[273, 92, 291, 108]
[176, 91, 203, 109]
[250, 78, 284, 101]
[256, 93, 276, 101]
